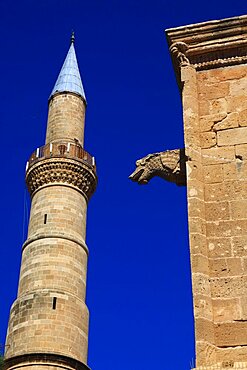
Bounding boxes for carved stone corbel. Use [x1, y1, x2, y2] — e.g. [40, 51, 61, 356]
[129, 148, 186, 186]
[169, 42, 190, 67]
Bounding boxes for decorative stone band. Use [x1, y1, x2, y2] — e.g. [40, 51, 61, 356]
[25, 157, 97, 200]
[169, 42, 247, 72]
[22, 233, 89, 255]
[3, 353, 91, 370]
[166, 15, 247, 74]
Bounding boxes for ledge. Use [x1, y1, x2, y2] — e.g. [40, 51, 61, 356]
[166, 15, 247, 74]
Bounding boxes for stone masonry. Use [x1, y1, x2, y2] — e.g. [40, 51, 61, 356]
[130, 15, 247, 370]
[4, 38, 97, 370]
[166, 16, 247, 369]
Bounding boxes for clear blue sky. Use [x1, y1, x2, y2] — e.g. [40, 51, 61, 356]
[0, 1, 246, 369]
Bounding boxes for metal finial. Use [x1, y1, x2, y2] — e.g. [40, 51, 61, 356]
[71, 31, 75, 44]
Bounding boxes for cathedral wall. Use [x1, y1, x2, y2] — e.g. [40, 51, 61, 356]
[181, 65, 216, 366]
[196, 64, 247, 364]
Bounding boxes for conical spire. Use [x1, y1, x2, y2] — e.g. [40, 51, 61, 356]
[50, 34, 86, 101]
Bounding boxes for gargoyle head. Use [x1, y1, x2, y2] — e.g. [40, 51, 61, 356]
[129, 149, 186, 186]
[129, 153, 163, 184]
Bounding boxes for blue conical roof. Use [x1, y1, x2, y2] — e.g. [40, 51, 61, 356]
[50, 39, 86, 101]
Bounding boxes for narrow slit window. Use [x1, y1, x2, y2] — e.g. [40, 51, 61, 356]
[44, 214, 47, 224]
[52, 297, 57, 310]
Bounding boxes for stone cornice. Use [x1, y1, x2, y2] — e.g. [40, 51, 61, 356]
[25, 157, 97, 201]
[166, 15, 247, 74]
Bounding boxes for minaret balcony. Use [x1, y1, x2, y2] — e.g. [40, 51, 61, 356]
[26, 141, 95, 171]
[25, 142, 97, 200]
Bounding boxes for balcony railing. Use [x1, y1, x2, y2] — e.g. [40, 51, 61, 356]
[26, 142, 95, 171]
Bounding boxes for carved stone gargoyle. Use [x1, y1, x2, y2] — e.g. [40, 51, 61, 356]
[129, 148, 187, 186]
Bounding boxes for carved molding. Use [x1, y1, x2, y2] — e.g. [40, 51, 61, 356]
[166, 15, 247, 72]
[26, 157, 97, 200]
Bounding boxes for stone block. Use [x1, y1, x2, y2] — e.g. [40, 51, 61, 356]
[230, 200, 247, 219]
[213, 112, 239, 131]
[235, 144, 247, 159]
[200, 113, 227, 132]
[188, 197, 205, 218]
[230, 77, 247, 96]
[209, 258, 228, 278]
[216, 346, 247, 364]
[202, 147, 235, 165]
[207, 220, 247, 238]
[204, 164, 223, 183]
[189, 217, 206, 234]
[199, 100, 210, 116]
[231, 235, 247, 257]
[205, 201, 230, 221]
[196, 340, 217, 367]
[187, 161, 204, 182]
[188, 179, 204, 200]
[209, 98, 228, 115]
[239, 109, 247, 127]
[226, 95, 247, 113]
[204, 181, 246, 202]
[210, 275, 247, 298]
[200, 132, 217, 148]
[223, 163, 237, 181]
[199, 82, 229, 100]
[192, 273, 211, 296]
[240, 296, 247, 320]
[212, 297, 241, 322]
[190, 232, 208, 256]
[207, 238, 232, 258]
[209, 66, 247, 82]
[195, 318, 215, 343]
[193, 294, 213, 320]
[215, 322, 247, 347]
[217, 127, 247, 146]
[191, 254, 210, 275]
[209, 257, 242, 278]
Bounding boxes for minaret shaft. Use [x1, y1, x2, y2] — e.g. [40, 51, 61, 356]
[4, 40, 96, 370]
[46, 93, 86, 146]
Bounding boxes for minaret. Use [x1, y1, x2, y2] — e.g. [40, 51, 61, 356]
[4, 34, 97, 370]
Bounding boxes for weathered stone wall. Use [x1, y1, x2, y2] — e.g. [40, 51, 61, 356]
[198, 65, 247, 364]
[182, 65, 216, 365]
[182, 63, 247, 367]
[46, 93, 86, 146]
[167, 15, 247, 369]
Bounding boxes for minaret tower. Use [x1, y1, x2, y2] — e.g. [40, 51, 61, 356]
[4, 34, 97, 370]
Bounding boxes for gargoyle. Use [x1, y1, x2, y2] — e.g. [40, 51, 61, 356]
[129, 148, 186, 186]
